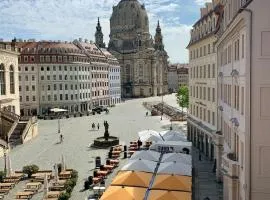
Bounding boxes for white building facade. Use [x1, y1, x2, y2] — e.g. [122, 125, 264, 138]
[18, 41, 92, 116]
[187, 1, 220, 165]
[216, 0, 270, 200]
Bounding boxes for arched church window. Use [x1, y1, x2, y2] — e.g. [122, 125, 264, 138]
[0, 64, 6, 95]
[9, 65, 15, 94]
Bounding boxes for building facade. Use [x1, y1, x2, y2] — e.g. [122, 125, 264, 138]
[215, 0, 270, 199]
[177, 64, 189, 87]
[108, 0, 168, 98]
[75, 39, 110, 107]
[168, 63, 189, 93]
[17, 41, 92, 116]
[167, 64, 178, 92]
[0, 42, 20, 115]
[187, 1, 220, 166]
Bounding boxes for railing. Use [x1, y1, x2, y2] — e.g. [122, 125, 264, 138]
[222, 153, 240, 178]
[21, 116, 37, 142]
[0, 110, 20, 122]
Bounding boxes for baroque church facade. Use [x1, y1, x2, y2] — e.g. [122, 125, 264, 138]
[95, 0, 168, 98]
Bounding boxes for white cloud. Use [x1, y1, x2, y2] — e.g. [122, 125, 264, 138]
[195, 0, 212, 6]
[0, 0, 193, 63]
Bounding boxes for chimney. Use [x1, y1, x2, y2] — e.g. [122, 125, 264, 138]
[200, 8, 207, 17]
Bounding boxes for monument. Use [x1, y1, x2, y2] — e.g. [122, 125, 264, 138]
[93, 121, 119, 148]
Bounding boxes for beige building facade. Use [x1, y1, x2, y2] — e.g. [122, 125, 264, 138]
[0, 42, 20, 115]
[216, 0, 270, 199]
[108, 0, 168, 98]
[187, 1, 220, 166]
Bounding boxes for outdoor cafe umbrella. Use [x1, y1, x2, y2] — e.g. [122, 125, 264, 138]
[130, 150, 160, 162]
[151, 174, 192, 192]
[100, 186, 147, 200]
[161, 153, 192, 165]
[6, 155, 13, 177]
[160, 130, 187, 141]
[148, 190, 191, 200]
[111, 171, 153, 188]
[50, 108, 68, 113]
[138, 130, 162, 142]
[157, 162, 192, 176]
[121, 159, 157, 173]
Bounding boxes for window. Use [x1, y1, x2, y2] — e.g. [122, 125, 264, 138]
[41, 76, 44, 80]
[212, 88, 215, 102]
[24, 56, 28, 62]
[212, 64, 215, 78]
[65, 94, 68, 100]
[65, 75, 68, 80]
[47, 75, 50, 80]
[48, 95, 51, 101]
[235, 39, 240, 61]
[25, 75, 28, 81]
[47, 85, 51, 91]
[32, 96, 36, 101]
[208, 87, 210, 101]
[0, 64, 6, 95]
[60, 84, 62, 90]
[207, 110, 210, 123]
[41, 67, 44, 71]
[59, 75, 62, 80]
[31, 66, 35, 71]
[20, 96, 22, 102]
[212, 112, 215, 126]
[19, 86, 21, 91]
[208, 64, 210, 78]
[47, 66, 50, 71]
[53, 66, 56, 71]
[40, 56, 44, 62]
[54, 84, 57, 90]
[32, 75, 35, 81]
[32, 85, 35, 91]
[64, 66, 67, 71]
[53, 75, 56, 80]
[228, 45, 232, 63]
[208, 44, 210, 54]
[26, 86, 29, 91]
[241, 87, 244, 115]
[60, 94, 63, 100]
[9, 66, 15, 94]
[242, 34, 245, 58]
[54, 94, 57, 101]
[26, 96, 29, 101]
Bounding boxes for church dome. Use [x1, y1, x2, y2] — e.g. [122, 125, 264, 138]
[110, 0, 149, 37]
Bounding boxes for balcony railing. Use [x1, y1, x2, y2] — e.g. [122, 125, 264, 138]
[222, 153, 239, 178]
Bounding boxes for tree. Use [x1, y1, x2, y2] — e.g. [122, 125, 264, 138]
[176, 86, 189, 120]
[22, 165, 39, 178]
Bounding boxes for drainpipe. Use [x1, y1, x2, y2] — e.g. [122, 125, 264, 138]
[239, 7, 252, 200]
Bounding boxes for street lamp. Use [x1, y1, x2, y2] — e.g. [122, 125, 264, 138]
[50, 108, 68, 134]
[161, 93, 164, 120]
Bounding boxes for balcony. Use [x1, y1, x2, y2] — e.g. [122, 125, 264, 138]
[222, 153, 240, 178]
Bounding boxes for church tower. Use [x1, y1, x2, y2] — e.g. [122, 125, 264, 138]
[95, 17, 106, 48]
[154, 20, 164, 51]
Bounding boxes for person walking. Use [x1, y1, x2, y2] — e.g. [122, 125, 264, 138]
[97, 123, 100, 130]
[60, 134, 63, 143]
[92, 123, 95, 130]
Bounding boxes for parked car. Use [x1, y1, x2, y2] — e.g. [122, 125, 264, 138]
[92, 106, 107, 113]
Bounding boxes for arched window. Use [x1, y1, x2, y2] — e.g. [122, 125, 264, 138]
[9, 65, 15, 94]
[0, 64, 6, 95]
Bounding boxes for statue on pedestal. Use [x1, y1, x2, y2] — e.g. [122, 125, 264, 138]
[104, 121, 109, 141]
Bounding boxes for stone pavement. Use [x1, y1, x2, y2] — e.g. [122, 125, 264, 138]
[0, 94, 183, 200]
[192, 147, 223, 200]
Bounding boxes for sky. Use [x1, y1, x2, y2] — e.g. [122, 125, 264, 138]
[0, 0, 212, 63]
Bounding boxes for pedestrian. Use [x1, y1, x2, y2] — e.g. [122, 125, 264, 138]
[137, 138, 142, 150]
[199, 152, 202, 161]
[60, 134, 63, 143]
[97, 123, 100, 130]
[146, 111, 148, 116]
[92, 123, 95, 130]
